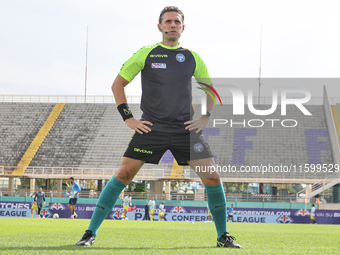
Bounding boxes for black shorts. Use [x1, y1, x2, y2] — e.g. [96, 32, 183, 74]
[124, 131, 213, 166]
[69, 198, 78, 205]
[228, 215, 234, 219]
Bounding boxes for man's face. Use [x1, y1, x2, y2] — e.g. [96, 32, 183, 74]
[158, 11, 185, 41]
[39, 188, 42, 192]
[70, 179, 74, 184]
[152, 197, 155, 200]
[146, 201, 148, 205]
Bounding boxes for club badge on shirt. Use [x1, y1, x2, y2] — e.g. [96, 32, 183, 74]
[176, 53, 185, 62]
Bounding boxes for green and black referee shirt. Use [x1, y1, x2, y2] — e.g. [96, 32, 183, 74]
[119, 42, 211, 133]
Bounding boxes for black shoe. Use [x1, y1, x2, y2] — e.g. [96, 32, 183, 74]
[217, 232, 242, 248]
[76, 230, 95, 246]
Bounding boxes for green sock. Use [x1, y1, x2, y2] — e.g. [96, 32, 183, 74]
[205, 183, 227, 238]
[88, 176, 126, 236]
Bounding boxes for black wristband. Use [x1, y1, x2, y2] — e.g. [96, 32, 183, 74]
[117, 103, 133, 121]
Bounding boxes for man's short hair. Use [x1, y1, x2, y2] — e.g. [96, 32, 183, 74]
[70, 177, 74, 180]
[159, 6, 184, 24]
[312, 204, 314, 206]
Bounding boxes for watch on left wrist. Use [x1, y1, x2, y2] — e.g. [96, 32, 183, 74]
[204, 111, 211, 118]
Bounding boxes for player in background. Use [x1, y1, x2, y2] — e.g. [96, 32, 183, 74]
[227, 204, 234, 222]
[206, 204, 212, 221]
[76, 6, 242, 248]
[121, 193, 132, 219]
[310, 204, 317, 224]
[68, 177, 81, 219]
[158, 201, 165, 221]
[149, 197, 156, 221]
[143, 201, 150, 221]
[34, 187, 45, 218]
[31, 195, 38, 218]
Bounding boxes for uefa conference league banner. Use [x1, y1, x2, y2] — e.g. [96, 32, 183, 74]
[1, 202, 340, 224]
[49, 203, 340, 224]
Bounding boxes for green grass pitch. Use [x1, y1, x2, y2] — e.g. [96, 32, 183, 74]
[0, 217, 339, 254]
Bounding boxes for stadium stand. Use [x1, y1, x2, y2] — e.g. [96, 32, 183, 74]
[0, 103, 55, 166]
[0, 101, 336, 184]
[190, 104, 334, 182]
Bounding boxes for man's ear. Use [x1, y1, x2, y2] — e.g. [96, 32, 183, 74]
[158, 24, 162, 32]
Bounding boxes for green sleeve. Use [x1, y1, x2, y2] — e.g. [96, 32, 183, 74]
[191, 50, 212, 85]
[118, 44, 157, 82]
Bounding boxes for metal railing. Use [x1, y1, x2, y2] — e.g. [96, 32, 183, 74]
[0, 189, 304, 203]
[1, 165, 336, 183]
[1, 166, 175, 181]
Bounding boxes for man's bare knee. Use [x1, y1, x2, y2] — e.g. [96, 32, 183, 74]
[115, 158, 144, 184]
[201, 177, 221, 186]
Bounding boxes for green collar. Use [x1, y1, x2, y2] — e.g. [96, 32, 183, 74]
[158, 41, 181, 49]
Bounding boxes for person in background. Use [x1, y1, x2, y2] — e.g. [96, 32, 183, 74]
[310, 204, 317, 224]
[149, 197, 156, 221]
[121, 193, 132, 219]
[158, 201, 165, 221]
[227, 204, 234, 222]
[143, 201, 150, 221]
[31, 195, 38, 218]
[68, 177, 81, 219]
[34, 187, 45, 218]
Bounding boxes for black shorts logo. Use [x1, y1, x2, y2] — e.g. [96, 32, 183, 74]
[193, 143, 204, 153]
[134, 148, 153, 154]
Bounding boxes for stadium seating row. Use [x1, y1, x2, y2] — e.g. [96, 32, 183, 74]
[0, 102, 336, 180]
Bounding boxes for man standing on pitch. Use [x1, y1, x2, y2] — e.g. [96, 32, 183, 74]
[143, 201, 150, 221]
[76, 6, 242, 249]
[158, 201, 165, 221]
[227, 204, 234, 222]
[34, 188, 45, 218]
[121, 193, 132, 219]
[310, 204, 317, 224]
[68, 177, 81, 219]
[149, 197, 156, 221]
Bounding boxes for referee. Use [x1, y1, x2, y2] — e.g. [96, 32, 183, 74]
[34, 187, 45, 218]
[76, 6, 242, 249]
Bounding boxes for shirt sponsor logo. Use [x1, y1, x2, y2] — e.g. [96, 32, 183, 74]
[176, 53, 185, 62]
[150, 54, 168, 58]
[151, 63, 166, 69]
[193, 143, 204, 153]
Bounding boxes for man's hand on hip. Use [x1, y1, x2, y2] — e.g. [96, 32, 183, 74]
[184, 116, 209, 133]
[125, 118, 153, 134]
